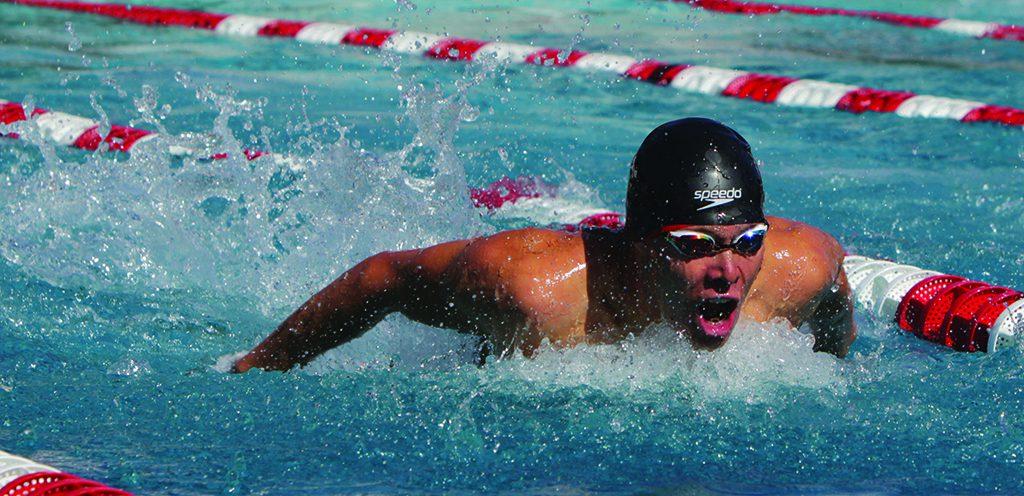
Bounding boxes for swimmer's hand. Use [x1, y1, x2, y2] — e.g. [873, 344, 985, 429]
[230, 354, 255, 373]
[230, 345, 300, 373]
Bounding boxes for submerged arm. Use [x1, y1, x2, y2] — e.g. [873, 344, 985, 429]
[807, 267, 857, 357]
[232, 241, 468, 372]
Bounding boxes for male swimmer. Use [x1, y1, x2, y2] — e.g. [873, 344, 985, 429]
[233, 118, 855, 372]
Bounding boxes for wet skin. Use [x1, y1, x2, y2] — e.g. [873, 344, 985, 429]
[233, 215, 856, 372]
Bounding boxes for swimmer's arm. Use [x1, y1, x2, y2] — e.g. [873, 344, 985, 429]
[807, 268, 857, 358]
[232, 241, 468, 372]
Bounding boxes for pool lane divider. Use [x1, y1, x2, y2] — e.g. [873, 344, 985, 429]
[672, 0, 1024, 42]
[0, 449, 134, 495]
[4, 98, 1020, 352]
[2, 0, 1023, 130]
[0, 99, 304, 170]
[0, 98, 527, 208]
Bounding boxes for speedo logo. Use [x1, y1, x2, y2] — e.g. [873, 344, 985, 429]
[694, 188, 742, 211]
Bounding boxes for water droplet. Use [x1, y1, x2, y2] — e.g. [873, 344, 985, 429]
[65, 22, 82, 52]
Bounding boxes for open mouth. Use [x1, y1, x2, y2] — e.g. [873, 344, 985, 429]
[694, 297, 740, 340]
[698, 298, 738, 323]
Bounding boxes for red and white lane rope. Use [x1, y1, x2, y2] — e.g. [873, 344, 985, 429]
[0, 99, 303, 169]
[4, 99, 1022, 352]
[674, 0, 1024, 42]
[2, 0, 1023, 129]
[0, 449, 133, 495]
[0, 98, 525, 206]
[0, 99, 155, 153]
[840, 256, 1019, 352]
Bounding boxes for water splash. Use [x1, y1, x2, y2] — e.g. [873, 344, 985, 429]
[0, 79, 488, 320]
[484, 319, 844, 404]
[65, 21, 81, 52]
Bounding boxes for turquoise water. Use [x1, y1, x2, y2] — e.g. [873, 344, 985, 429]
[1, 0, 1024, 494]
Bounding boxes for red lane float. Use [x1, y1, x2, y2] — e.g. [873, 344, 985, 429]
[4, 99, 1022, 352]
[0, 450, 133, 495]
[674, 0, 1024, 42]
[469, 175, 553, 211]
[2, 0, 1023, 129]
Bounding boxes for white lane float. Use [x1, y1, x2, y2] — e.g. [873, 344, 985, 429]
[2, 99, 1021, 352]
[1, 0, 1023, 129]
[0, 451, 56, 486]
[0, 449, 132, 494]
[672, 0, 1023, 42]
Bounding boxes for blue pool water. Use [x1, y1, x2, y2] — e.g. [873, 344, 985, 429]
[1, 0, 1024, 494]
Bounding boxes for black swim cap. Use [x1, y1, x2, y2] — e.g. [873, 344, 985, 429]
[625, 118, 766, 238]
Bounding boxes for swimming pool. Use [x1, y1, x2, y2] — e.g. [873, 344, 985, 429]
[2, 0, 1024, 493]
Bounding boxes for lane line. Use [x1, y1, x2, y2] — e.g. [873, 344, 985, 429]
[1, 0, 1021, 129]
[672, 0, 1024, 42]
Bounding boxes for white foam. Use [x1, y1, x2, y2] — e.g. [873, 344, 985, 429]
[0, 79, 487, 320]
[213, 351, 249, 373]
[490, 319, 843, 403]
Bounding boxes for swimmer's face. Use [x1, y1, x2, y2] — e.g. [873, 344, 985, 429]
[638, 222, 767, 349]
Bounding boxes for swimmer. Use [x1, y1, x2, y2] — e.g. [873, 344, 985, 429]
[232, 118, 855, 372]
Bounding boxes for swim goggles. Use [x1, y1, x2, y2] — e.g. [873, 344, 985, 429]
[659, 223, 769, 258]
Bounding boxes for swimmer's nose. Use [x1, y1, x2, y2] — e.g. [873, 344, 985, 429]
[704, 251, 739, 294]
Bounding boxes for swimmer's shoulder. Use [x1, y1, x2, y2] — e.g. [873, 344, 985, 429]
[461, 227, 580, 261]
[452, 227, 586, 297]
[763, 216, 844, 288]
[457, 227, 582, 274]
